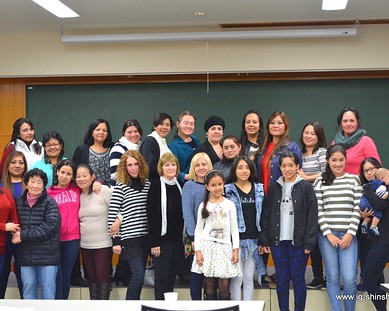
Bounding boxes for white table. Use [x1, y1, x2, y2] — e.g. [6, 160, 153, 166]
[380, 283, 389, 293]
[0, 300, 265, 311]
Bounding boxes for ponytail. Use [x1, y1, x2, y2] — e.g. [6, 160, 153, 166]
[202, 188, 211, 219]
[321, 164, 336, 186]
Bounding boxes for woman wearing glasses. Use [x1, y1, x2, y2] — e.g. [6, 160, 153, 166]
[358, 157, 389, 311]
[33, 131, 66, 188]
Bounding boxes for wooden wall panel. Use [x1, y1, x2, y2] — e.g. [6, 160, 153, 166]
[0, 79, 25, 159]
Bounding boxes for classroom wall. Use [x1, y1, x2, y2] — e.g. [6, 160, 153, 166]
[1, 25, 389, 77]
[1, 24, 389, 157]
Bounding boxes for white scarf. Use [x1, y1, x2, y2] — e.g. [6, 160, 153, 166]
[118, 136, 141, 151]
[160, 176, 182, 236]
[149, 131, 171, 158]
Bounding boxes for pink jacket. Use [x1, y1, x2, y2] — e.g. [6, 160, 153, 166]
[48, 182, 81, 241]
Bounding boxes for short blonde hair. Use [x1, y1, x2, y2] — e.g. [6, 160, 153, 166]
[116, 150, 149, 185]
[157, 153, 180, 177]
[188, 152, 213, 182]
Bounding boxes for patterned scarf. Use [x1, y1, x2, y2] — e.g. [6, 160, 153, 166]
[333, 128, 366, 150]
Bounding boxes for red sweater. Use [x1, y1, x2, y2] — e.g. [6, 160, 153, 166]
[0, 188, 19, 254]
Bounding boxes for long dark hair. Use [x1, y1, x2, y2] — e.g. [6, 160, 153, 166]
[299, 121, 327, 154]
[240, 110, 264, 151]
[226, 155, 259, 184]
[202, 170, 224, 219]
[10, 117, 42, 155]
[52, 159, 77, 187]
[259, 111, 291, 155]
[83, 119, 113, 148]
[1, 151, 27, 195]
[359, 157, 382, 185]
[321, 145, 346, 186]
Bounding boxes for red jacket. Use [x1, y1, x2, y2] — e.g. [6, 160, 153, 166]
[0, 188, 19, 254]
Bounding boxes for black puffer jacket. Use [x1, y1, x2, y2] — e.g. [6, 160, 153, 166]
[16, 189, 61, 266]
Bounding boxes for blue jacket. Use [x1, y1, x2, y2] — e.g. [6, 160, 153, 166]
[169, 134, 200, 184]
[256, 141, 302, 187]
[225, 182, 264, 234]
[224, 182, 266, 282]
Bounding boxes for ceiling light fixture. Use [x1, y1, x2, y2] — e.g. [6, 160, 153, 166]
[322, 0, 348, 10]
[62, 28, 357, 44]
[32, 0, 79, 18]
[193, 12, 206, 16]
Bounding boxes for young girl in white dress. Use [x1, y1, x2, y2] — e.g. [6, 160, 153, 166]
[191, 170, 241, 300]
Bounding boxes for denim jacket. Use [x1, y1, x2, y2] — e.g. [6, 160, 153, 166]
[225, 182, 266, 283]
[225, 182, 264, 233]
[256, 141, 302, 186]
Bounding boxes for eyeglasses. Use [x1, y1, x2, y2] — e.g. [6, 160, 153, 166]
[363, 166, 376, 174]
[45, 143, 61, 149]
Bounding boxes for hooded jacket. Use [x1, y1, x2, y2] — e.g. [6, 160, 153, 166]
[259, 175, 318, 251]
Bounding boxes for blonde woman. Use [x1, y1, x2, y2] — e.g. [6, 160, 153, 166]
[182, 152, 213, 299]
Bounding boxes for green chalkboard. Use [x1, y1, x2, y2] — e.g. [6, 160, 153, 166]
[26, 79, 386, 165]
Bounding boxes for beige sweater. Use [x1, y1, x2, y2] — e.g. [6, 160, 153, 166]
[79, 185, 112, 249]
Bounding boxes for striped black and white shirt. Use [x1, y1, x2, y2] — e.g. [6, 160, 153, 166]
[108, 180, 150, 244]
[302, 147, 327, 179]
[313, 173, 362, 236]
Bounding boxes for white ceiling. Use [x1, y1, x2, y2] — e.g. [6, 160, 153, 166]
[0, 0, 388, 33]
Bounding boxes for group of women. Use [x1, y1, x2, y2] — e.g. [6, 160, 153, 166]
[0, 105, 387, 311]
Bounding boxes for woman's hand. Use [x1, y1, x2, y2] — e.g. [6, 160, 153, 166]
[92, 180, 102, 194]
[112, 245, 122, 255]
[151, 246, 161, 258]
[109, 217, 121, 237]
[339, 233, 353, 249]
[5, 222, 20, 233]
[11, 231, 21, 244]
[297, 168, 309, 180]
[231, 248, 239, 264]
[258, 246, 271, 254]
[359, 208, 374, 219]
[195, 250, 204, 266]
[304, 249, 311, 254]
[326, 233, 341, 248]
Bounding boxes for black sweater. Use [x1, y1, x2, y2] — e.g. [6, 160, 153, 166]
[364, 184, 389, 246]
[147, 180, 183, 248]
